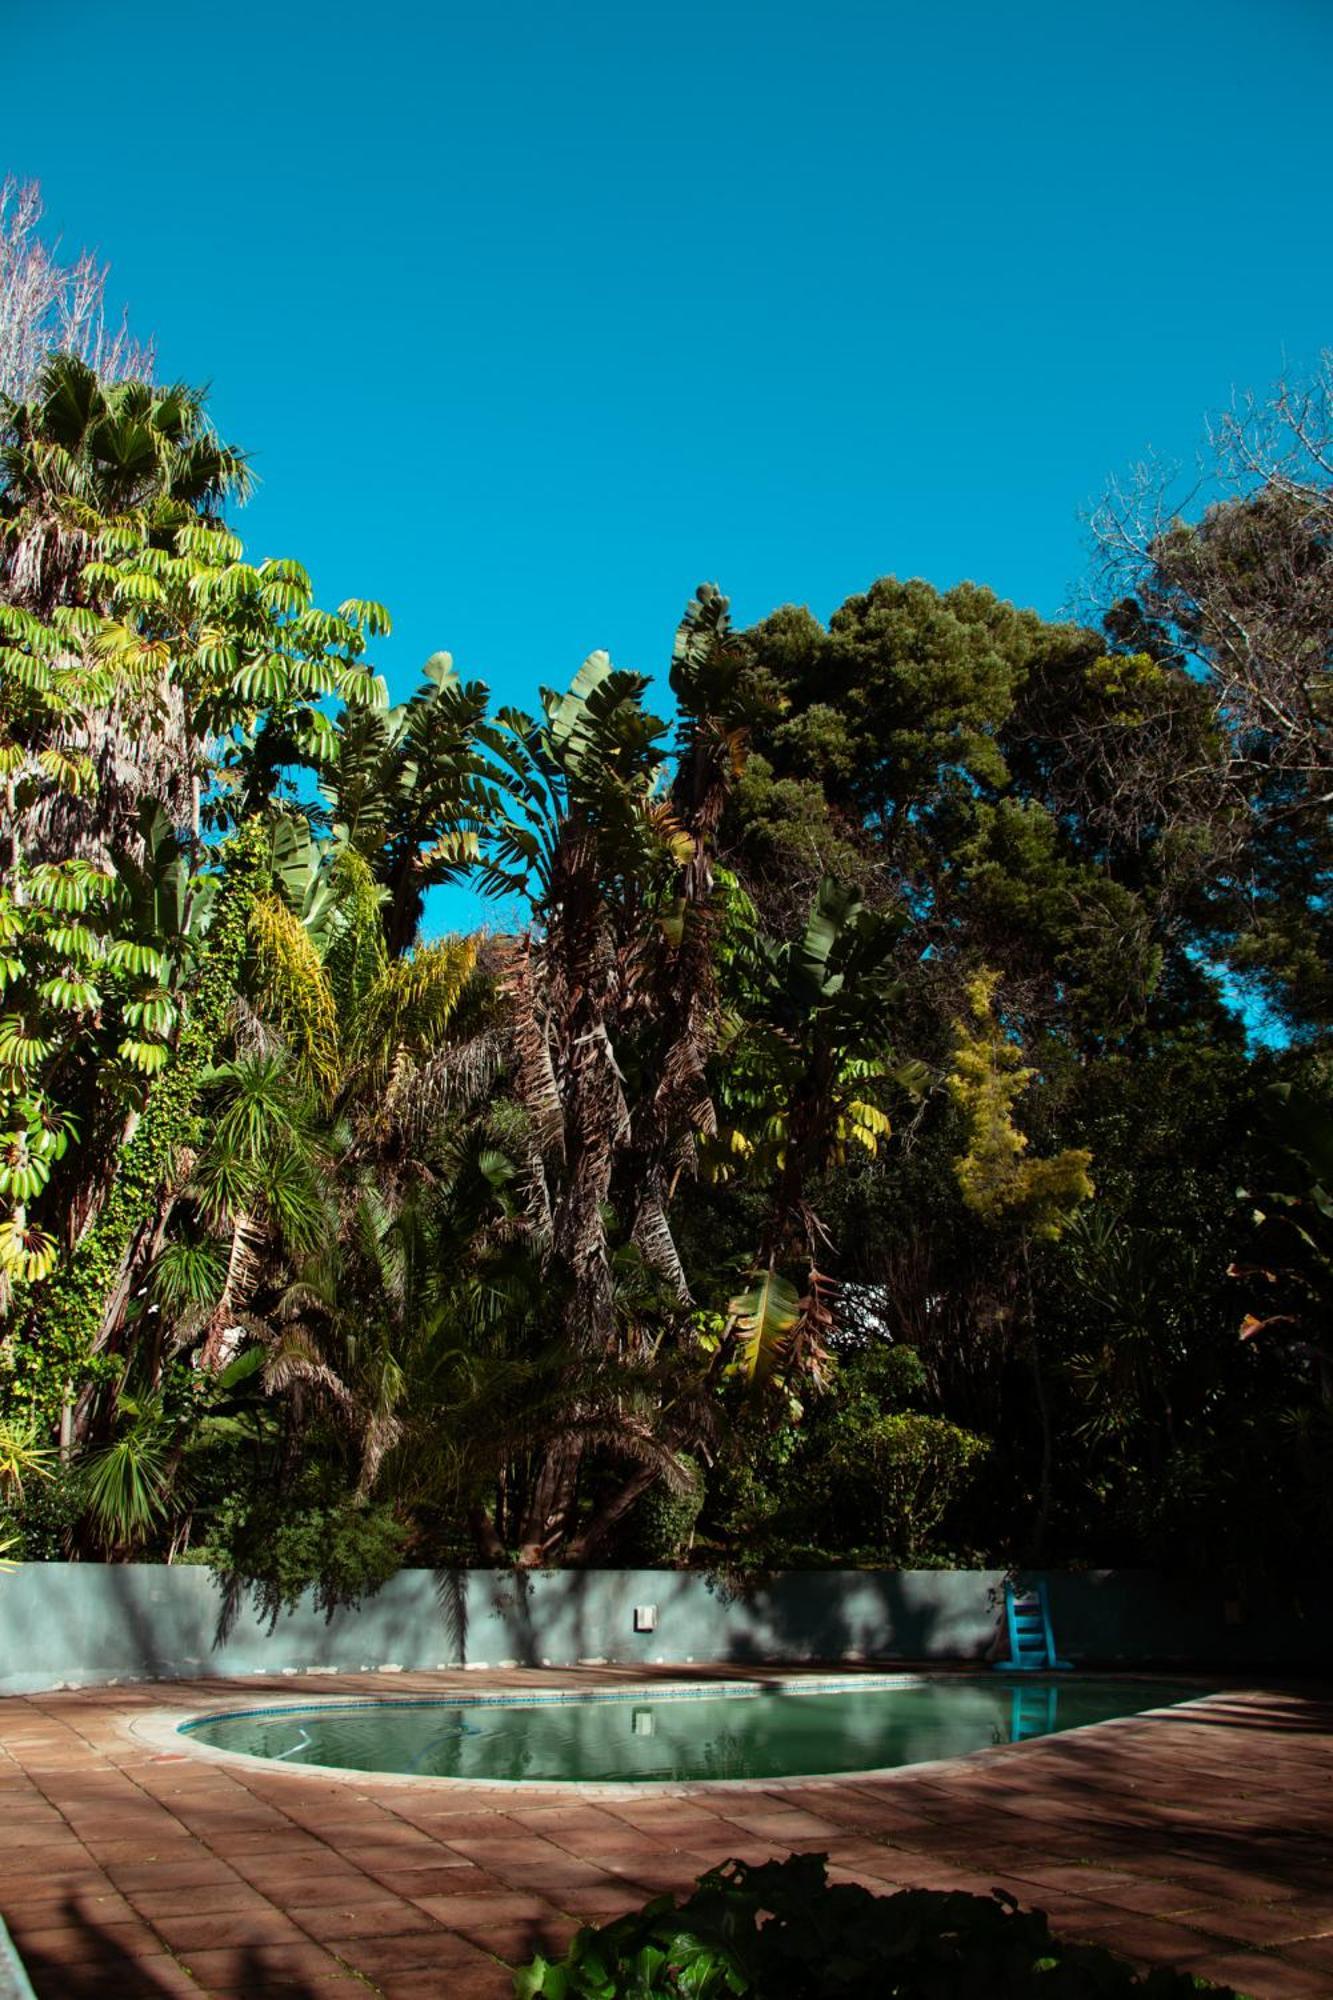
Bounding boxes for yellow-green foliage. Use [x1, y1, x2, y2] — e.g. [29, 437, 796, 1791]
[726, 1266, 802, 1384]
[0, 1412, 53, 1499]
[323, 851, 387, 1026]
[249, 894, 340, 1098]
[1081, 650, 1170, 726]
[948, 970, 1093, 1240]
[348, 938, 479, 1089]
[251, 848, 478, 1105]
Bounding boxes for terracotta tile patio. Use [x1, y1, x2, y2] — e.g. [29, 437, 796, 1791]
[1, 1668, 1330, 1998]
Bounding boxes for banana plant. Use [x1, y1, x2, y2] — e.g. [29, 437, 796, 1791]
[317, 651, 492, 955]
[711, 877, 919, 1389]
[442, 593, 770, 1559]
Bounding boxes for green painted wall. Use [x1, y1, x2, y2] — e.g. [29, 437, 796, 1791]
[0, 1565, 1324, 1696]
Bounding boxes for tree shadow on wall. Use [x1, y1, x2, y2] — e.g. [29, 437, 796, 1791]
[433, 1565, 469, 1663]
[714, 1567, 1006, 1669]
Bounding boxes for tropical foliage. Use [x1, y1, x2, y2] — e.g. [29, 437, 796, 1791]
[513, 1852, 1240, 1998]
[0, 192, 1329, 1591]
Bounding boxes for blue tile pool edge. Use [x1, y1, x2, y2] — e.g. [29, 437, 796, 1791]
[178, 1672, 939, 1733]
[161, 1677, 1222, 1792]
[173, 1670, 1217, 1787]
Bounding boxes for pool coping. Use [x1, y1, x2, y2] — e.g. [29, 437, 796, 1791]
[0, 1921, 36, 2000]
[128, 1668, 1228, 1798]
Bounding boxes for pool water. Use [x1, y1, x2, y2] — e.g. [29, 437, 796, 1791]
[180, 1676, 1198, 1785]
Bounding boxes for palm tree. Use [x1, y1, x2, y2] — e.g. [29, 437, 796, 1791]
[712, 877, 918, 1389]
[148, 823, 484, 1385]
[317, 652, 493, 955]
[0, 353, 249, 615]
[456, 587, 769, 1561]
[0, 360, 378, 881]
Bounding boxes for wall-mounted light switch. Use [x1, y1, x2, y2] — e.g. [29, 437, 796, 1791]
[633, 1604, 657, 1632]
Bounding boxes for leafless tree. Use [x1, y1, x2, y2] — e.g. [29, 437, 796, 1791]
[0, 175, 153, 402]
[1092, 357, 1333, 810]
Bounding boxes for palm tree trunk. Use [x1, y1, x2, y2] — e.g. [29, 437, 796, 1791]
[469, 1504, 507, 1563]
[564, 1463, 658, 1564]
[516, 1439, 582, 1565]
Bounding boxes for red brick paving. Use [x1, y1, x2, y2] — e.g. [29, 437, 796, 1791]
[0, 1668, 1330, 1997]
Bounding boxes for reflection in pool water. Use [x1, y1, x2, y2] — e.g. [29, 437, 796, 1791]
[181, 1676, 1197, 1785]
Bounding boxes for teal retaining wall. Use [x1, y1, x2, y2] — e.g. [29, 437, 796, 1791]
[0, 1565, 1325, 1696]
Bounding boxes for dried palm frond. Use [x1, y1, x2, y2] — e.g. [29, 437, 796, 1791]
[230, 993, 281, 1060]
[271, 1280, 335, 1324]
[785, 1263, 837, 1390]
[630, 1184, 691, 1304]
[198, 1211, 266, 1371]
[355, 1408, 405, 1498]
[387, 1028, 505, 1148]
[499, 938, 564, 1160]
[261, 1327, 359, 1417]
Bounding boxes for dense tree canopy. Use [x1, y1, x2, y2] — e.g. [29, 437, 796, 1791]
[0, 265, 1328, 1594]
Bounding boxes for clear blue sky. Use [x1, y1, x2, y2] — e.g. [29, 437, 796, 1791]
[8, 0, 1330, 935]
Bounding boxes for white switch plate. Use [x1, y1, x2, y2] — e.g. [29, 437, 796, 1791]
[633, 1604, 657, 1632]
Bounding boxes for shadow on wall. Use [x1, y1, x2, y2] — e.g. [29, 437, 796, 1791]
[718, 1568, 1007, 1668]
[481, 1566, 539, 1665]
[38, 1562, 197, 1691]
[0, 1561, 479, 1692]
[3, 1562, 1007, 1690]
[433, 1566, 469, 1663]
[1040, 1567, 1333, 1669]
[11, 1560, 1333, 1697]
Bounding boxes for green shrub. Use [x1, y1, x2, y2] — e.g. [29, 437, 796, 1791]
[208, 1469, 407, 1621]
[514, 1853, 1240, 1998]
[0, 1463, 85, 1559]
[823, 1410, 989, 1562]
[705, 1348, 990, 1571]
[622, 1454, 706, 1565]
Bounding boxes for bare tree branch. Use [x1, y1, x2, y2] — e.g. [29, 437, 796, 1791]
[0, 176, 154, 401]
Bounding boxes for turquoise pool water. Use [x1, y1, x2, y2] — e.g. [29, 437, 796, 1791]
[180, 1676, 1198, 1784]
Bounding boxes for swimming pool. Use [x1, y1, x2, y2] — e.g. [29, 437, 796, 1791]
[180, 1675, 1199, 1786]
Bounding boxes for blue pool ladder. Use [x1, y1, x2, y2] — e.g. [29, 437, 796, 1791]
[1009, 1682, 1061, 1741]
[997, 1579, 1071, 1672]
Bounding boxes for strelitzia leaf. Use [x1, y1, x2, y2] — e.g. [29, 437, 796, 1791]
[727, 1267, 802, 1384]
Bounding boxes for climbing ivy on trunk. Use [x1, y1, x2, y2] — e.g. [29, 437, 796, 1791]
[5, 820, 268, 1422]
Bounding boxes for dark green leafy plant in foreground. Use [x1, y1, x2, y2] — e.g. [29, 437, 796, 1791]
[514, 1854, 1241, 1999]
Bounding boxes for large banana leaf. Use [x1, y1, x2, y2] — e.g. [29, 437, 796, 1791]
[541, 648, 615, 761]
[727, 1266, 802, 1384]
